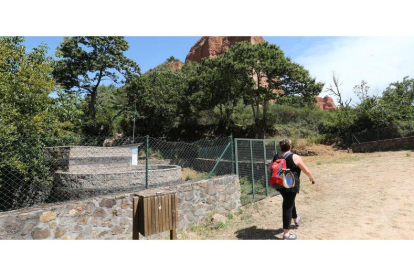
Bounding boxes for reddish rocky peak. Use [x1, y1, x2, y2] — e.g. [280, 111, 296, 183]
[164, 60, 183, 70]
[314, 95, 337, 110]
[186, 36, 265, 62]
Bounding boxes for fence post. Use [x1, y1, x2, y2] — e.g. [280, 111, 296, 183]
[145, 135, 149, 189]
[353, 134, 361, 144]
[274, 140, 277, 155]
[235, 138, 239, 177]
[263, 140, 269, 197]
[249, 140, 255, 200]
[208, 142, 231, 178]
[132, 117, 135, 143]
[230, 135, 234, 175]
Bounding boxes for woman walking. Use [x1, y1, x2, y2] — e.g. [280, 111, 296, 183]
[268, 139, 316, 240]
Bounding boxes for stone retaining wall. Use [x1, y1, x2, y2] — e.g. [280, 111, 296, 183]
[0, 175, 240, 240]
[351, 136, 414, 152]
[55, 165, 182, 188]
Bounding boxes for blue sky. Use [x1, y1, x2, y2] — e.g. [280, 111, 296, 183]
[23, 36, 414, 104]
[24, 36, 329, 72]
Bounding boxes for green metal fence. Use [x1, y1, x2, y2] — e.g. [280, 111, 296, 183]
[0, 135, 233, 212]
[234, 138, 279, 205]
[1, 134, 282, 212]
[145, 135, 233, 184]
[352, 123, 414, 144]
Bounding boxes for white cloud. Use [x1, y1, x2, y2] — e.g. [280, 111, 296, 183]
[295, 37, 414, 104]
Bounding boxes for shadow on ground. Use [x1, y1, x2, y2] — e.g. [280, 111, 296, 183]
[235, 226, 284, 240]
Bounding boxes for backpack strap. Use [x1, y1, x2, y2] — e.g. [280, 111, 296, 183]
[275, 151, 293, 161]
[283, 152, 293, 159]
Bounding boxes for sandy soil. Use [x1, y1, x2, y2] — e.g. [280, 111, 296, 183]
[180, 146, 414, 240]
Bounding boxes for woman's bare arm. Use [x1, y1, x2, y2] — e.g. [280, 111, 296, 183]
[293, 154, 316, 184]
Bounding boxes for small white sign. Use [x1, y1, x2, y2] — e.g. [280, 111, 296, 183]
[132, 147, 138, 165]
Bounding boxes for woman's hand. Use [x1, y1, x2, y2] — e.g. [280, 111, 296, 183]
[293, 154, 316, 185]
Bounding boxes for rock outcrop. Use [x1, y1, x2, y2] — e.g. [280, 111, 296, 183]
[314, 95, 336, 110]
[164, 60, 183, 70]
[186, 36, 265, 62]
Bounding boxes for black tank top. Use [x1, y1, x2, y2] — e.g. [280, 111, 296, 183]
[272, 152, 301, 193]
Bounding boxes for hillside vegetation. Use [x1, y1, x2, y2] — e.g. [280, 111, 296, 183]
[1, 36, 414, 145]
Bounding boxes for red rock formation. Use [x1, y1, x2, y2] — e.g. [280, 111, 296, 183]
[314, 95, 337, 110]
[148, 60, 183, 73]
[164, 60, 183, 70]
[186, 36, 265, 62]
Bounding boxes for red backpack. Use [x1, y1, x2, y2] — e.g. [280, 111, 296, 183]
[269, 152, 295, 188]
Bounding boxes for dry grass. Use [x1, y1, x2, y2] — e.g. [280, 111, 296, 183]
[293, 138, 314, 150]
[177, 147, 414, 240]
[179, 206, 260, 240]
[181, 168, 209, 182]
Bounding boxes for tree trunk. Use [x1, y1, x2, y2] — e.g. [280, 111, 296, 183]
[219, 102, 223, 119]
[257, 120, 265, 139]
[260, 100, 267, 139]
[89, 68, 104, 120]
[89, 90, 97, 119]
[255, 71, 262, 138]
[254, 106, 260, 138]
[251, 102, 256, 122]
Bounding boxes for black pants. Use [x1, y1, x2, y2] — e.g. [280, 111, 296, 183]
[279, 190, 297, 230]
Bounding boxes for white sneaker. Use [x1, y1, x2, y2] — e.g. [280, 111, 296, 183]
[283, 233, 297, 240]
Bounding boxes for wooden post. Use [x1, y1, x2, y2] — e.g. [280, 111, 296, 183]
[170, 194, 177, 240]
[133, 196, 140, 240]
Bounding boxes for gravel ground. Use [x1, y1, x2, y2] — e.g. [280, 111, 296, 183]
[179, 147, 414, 240]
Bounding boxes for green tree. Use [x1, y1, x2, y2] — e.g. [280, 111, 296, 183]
[381, 76, 414, 121]
[321, 80, 396, 145]
[321, 106, 357, 145]
[352, 81, 392, 130]
[53, 36, 140, 121]
[226, 42, 323, 138]
[52, 91, 85, 133]
[0, 37, 71, 138]
[321, 80, 379, 145]
[166, 56, 180, 62]
[0, 37, 75, 210]
[197, 53, 254, 132]
[174, 61, 205, 138]
[88, 85, 130, 136]
[125, 65, 186, 137]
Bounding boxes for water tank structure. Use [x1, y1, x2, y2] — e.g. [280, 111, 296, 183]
[44, 146, 182, 200]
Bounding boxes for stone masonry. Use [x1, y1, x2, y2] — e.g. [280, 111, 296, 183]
[53, 165, 182, 200]
[0, 175, 240, 240]
[43, 146, 182, 200]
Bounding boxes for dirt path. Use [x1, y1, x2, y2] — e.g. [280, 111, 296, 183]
[180, 148, 414, 240]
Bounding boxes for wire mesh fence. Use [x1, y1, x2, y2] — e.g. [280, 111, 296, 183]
[0, 135, 233, 213]
[235, 138, 279, 205]
[352, 123, 414, 144]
